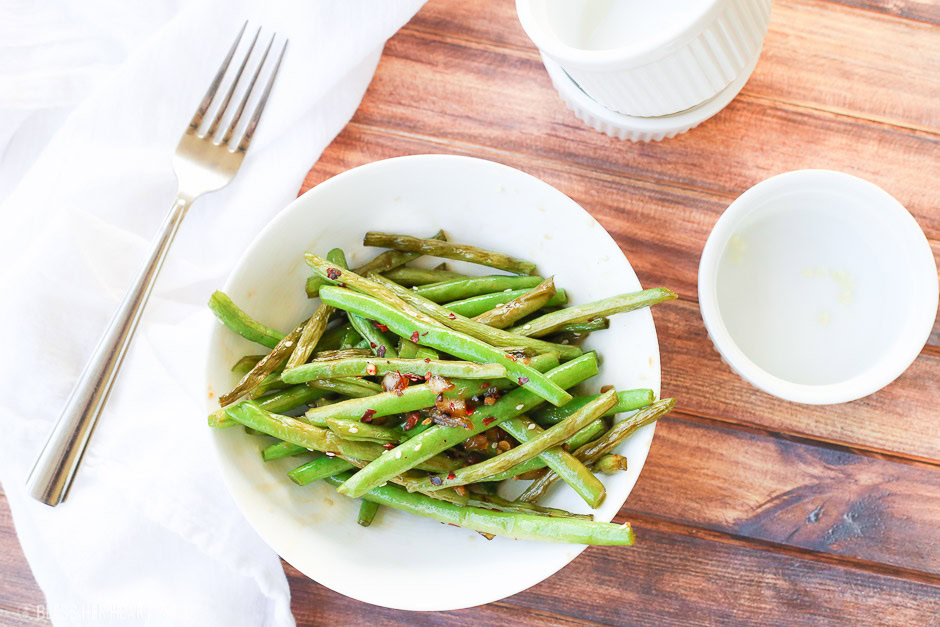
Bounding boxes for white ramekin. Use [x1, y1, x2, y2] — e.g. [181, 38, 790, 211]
[517, 0, 772, 117]
[698, 170, 938, 405]
[541, 40, 759, 142]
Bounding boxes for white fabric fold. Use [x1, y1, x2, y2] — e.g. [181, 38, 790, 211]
[0, 1, 424, 624]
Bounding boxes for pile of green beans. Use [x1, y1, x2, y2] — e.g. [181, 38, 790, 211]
[208, 231, 677, 546]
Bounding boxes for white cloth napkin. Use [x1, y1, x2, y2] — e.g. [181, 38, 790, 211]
[0, 1, 424, 624]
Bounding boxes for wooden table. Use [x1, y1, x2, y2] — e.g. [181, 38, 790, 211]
[2, 0, 938, 624]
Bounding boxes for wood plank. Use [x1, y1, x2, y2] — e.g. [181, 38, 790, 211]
[625, 415, 940, 575]
[351, 30, 940, 240]
[0, 490, 48, 624]
[302, 126, 940, 462]
[408, 0, 940, 128]
[286, 520, 940, 625]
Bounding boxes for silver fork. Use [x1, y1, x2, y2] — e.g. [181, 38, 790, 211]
[26, 23, 288, 507]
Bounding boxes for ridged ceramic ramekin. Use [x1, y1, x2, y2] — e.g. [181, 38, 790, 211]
[517, 0, 772, 117]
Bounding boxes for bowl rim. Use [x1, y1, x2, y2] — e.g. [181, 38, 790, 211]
[515, 0, 725, 69]
[205, 153, 662, 610]
[698, 169, 938, 405]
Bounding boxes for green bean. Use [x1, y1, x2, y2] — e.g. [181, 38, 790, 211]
[224, 401, 459, 473]
[364, 232, 538, 275]
[347, 313, 399, 359]
[342, 458, 469, 506]
[306, 377, 383, 398]
[326, 418, 401, 444]
[319, 286, 572, 406]
[508, 288, 677, 337]
[556, 318, 610, 333]
[416, 391, 616, 493]
[531, 389, 655, 426]
[323, 472, 634, 545]
[313, 348, 372, 360]
[414, 275, 544, 303]
[473, 277, 556, 328]
[397, 338, 420, 359]
[209, 291, 284, 349]
[248, 372, 290, 399]
[316, 321, 356, 353]
[339, 325, 362, 349]
[209, 382, 328, 428]
[231, 355, 264, 374]
[357, 500, 380, 527]
[381, 267, 466, 286]
[307, 230, 446, 297]
[288, 456, 354, 485]
[498, 414, 607, 507]
[479, 418, 607, 481]
[337, 352, 597, 498]
[287, 249, 348, 368]
[445, 288, 568, 318]
[593, 454, 628, 474]
[414, 346, 439, 360]
[218, 320, 306, 406]
[369, 274, 583, 361]
[283, 358, 506, 383]
[519, 398, 675, 503]
[468, 494, 593, 520]
[262, 441, 308, 461]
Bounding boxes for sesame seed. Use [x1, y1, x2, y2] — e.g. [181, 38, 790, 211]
[515, 404, 524, 411]
[527, 423, 536, 430]
[523, 324, 531, 330]
[395, 451, 402, 458]
[504, 288, 512, 292]
[491, 442, 497, 449]
[325, 452, 335, 457]
[561, 339, 569, 344]
[349, 426, 359, 433]
[415, 442, 422, 450]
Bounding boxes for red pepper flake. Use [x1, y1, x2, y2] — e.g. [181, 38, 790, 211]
[361, 409, 377, 423]
[376, 345, 387, 358]
[421, 332, 429, 336]
[483, 417, 496, 426]
[326, 268, 341, 280]
[370, 342, 377, 349]
[507, 353, 517, 361]
[517, 377, 529, 385]
[481, 382, 490, 389]
[366, 363, 377, 376]
[466, 406, 475, 416]
[382, 442, 395, 450]
[374, 322, 389, 332]
[430, 476, 443, 486]
[410, 331, 420, 342]
[424, 357, 431, 363]
[447, 471, 456, 480]
[404, 412, 421, 431]
[448, 313, 456, 319]
[337, 282, 347, 288]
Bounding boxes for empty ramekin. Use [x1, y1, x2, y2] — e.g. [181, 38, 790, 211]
[516, 0, 772, 117]
[698, 170, 938, 405]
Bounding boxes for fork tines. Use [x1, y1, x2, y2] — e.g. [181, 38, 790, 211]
[188, 21, 288, 153]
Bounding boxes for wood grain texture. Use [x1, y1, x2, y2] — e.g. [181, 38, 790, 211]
[0, 490, 50, 625]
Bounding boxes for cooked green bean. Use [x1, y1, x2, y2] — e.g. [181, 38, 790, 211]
[283, 358, 506, 383]
[556, 318, 610, 333]
[445, 288, 568, 317]
[397, 338, 420, 359]
[369, 274, 583, 361]
[262, 441, 308, 461]
[307, 230, 448, 297]
[210, 382, 329, 428]
[209, 291, 284, 349]
[531, 389, 655, 426]
[364, 232, 538, 275]
[414, 346, 439, 360]
[219, 320, 306, 406]
[414, 275, 544, 303]
[357, 500, 380, 527]
[288, 253, 346, 369]
[326, 418, 401, 444]
[288, 456, 354, 485]
[508, 288, 677, 337]
[468, 494, 593, 520]
[381, 267, 466, 286]
[479, 418, 608, 482]
[339, 325, 362, 349]
[415, 391, 616, 493]
[232, 355, 264, 374]
[224, 401, 459, 473]
[342, 458, 469, 506]
[323, 472, 634, 545]
[473, 277, 556, 328]
[593, 454, 628, 474]
[337, 352, 597, 498]
[519, 398, 675, 503]
[347, 313, 399, 359]
[498, 414, 607, 507]
[306, 377, 383, 398]
[319, 285, 572, 406]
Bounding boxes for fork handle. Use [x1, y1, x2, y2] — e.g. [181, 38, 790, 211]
[26, 195, 192, 506]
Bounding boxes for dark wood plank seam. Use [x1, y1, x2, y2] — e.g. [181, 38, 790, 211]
[668, 410, 940, 469]
[398, 25, 940, 137]
[625, 512, 940, 587]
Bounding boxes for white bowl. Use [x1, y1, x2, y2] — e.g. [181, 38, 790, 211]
[699, 170, 938, 405]
[516, 0, 771, 117]
[205, 155, 662, 610]
[541, 39, 760, 142]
